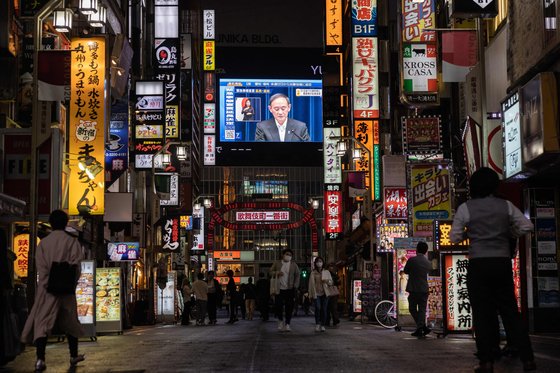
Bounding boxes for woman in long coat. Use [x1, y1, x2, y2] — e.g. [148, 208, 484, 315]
[21, 210, 85, 371]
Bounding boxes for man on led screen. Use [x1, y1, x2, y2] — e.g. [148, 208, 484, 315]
[255, 93, 310, 142]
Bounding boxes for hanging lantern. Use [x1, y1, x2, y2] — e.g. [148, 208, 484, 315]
[79, 0, 98, 15]
[176, 145, 187, 160]
[53, 8, 74, 33]
[88, 5, 106, 27]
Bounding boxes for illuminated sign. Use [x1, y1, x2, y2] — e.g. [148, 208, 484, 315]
[214, 251, 241, 260]
[161, 216, 180, 252]
[14, 234, 39, 278]
[323, 127, 342, 184]
[434, 220, 469, 251]
[353, 280, 362, 313]
[69, 37, 105, 215]
[203, 40, 215, 71]
[235, 211, 290, 222]
[180, 215, 193, 229]
[444, 254, 472, 332]
[403, 43, 438, 93]
[352, 37, 379, 119]
[402, 116, 442, 154]
[354, 120, 380, 201]
[204, 103, 216, 133]
[204, 135, 216, 165]
[384, 187, 408, 220]
[325, 0, 343, 45]
[159, 173, 179, 206]
[96, 267, 121, 322]
[351, 0, 377, 36]
[203, 10, 215, 39]
[325, 184, 343, 240]
[377, 224, 408, 253]
[401, 0, 436, 42]
[108, 242, 139, 261]
[501, 91, 522, 178]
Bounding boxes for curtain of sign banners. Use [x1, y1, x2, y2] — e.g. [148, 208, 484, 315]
[325, 0, 342, 46]
[410, 164, 452, 237]
[69, 38, 105, 216]
[445, 255, 472, 331]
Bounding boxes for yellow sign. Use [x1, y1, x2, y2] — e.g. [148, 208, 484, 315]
[203, 40, 215, 71]
[165, 105, 179, 139]
[13, 234, 40, 278]
[435, 221, 469, 249]
[325, 0, 343, 46]
[69, 37, 106, 215]
[353, 120, 378, 201]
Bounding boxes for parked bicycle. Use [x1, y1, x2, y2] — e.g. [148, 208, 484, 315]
[374, 299, 398, 329]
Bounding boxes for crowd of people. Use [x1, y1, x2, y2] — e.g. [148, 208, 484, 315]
[178, 249, 341, 333]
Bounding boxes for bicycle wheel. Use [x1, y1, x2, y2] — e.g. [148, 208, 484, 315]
[375, 300, 397, 329]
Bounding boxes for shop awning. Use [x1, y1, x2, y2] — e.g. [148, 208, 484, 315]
[0, 193, 26, 220]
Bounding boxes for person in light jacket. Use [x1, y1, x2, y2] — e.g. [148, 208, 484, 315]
[269, 248, 300, 332]
[21, 210, 85, 371]
[450, 167, 536, 373]
[308, 256, 332, 332]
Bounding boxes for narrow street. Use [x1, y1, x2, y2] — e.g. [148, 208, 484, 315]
[3, 313, 559, 373]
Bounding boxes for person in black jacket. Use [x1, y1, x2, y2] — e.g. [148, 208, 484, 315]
[255, 272, 270, 321]
[226, 270, 238, 324]
[206, 271, 223, 325]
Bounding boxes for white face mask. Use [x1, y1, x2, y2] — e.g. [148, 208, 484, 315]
[283, 255, 292, 262]
[316, 261, 323, 268]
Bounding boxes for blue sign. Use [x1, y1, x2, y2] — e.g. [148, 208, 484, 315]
[351, 0, 377, 36]
[105, 100, 129, 189]
[108, 242, 139, 261]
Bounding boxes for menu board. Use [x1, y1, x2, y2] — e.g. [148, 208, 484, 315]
[155, 271, 176, 317]
[443, 254, 472, 332]
[96, 268, 121, 322]
[76, 260, 95, 325]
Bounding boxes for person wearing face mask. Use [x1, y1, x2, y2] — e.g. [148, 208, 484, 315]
[269, 248, 300, 332]
[308, 256, 333, 332]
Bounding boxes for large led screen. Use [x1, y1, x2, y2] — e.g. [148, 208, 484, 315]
[219, 78, 323, 143]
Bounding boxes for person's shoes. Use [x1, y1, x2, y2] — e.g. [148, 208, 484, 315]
[70, 354, 85, 367]
[320, 326, 326, 332]
[411, 328, 422, 337]
[35, 359, 47, 371]
[474, 362, 493, 373]
[315, 324, 321, 332]
[522, 360, 537, 371]
[501, 344, 520, 358]
[278, 321, 285, 331]
[422, 326, 431, 336]
[284, 324, 291, 332]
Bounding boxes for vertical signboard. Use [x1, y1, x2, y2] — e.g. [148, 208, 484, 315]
[352, 37, 379, 119]
[353, 280, 362, 313]
[383, 187, 408, 220]
[323, 127, 342, 184]
[204, 103, 216, 133]
[105, 100, 129, 189]
[402, 43, 438, 94]
[134, 81, 165, 169]
[443, 254, 472, 332]
[354, 120, 380, 201]
[501, 92, 522, 178]
[155, 271, 177, 318]
[203, 40, 215, 71]
[325, 0, 343, 46]
[96, 267, 122, 333]
[395, 248, 417, 315]
[154, 38, 180, 140]
[401, 0, 436, 42]
[204, 135, 216, 165]
[351, 0, 377, 36]
[324, 184, 343, 240]
[192, 207, 205, 251]
[161, 215, 180, 252]
[409, 163, 452, 237]
[69, 37, 105, 215]
[203, 10, 215, 39]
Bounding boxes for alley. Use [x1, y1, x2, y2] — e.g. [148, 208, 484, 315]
[3, 315, 559, 373]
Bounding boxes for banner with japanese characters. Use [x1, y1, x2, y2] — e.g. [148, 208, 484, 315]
[383, 187, 407, 220]
[352, 37, 379, 119]
[351, 0, 377, 36]
[324, 184, 343, 240]
[444, 254, 472, 332]
[325, 0, 343, 46]
[401, 0, 436, 43]
[154, 38, 180, 139]
[13, 234, 40, 278]
[354, 120, 380, 201]
[69, 37, 106, 215]
[323, 127, 342, 184]
[161, 216, 180, 252]
[409, 162, 452, 237]
[105, 100, 129, 189]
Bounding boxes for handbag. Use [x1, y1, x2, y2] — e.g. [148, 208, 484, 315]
[326, 284, 340, 297]
[47, 261, 78, 295]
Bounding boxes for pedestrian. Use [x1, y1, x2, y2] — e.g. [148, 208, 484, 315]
[403, 241, 432, 337]
[21, 210, 85, 371]
[226, 270, 239, 324]
[308, 256, 332, 332]
[243, 277, 257, 320]
[255, 272, 270, 321]
[302, 292, 311, 316]
[206, 271, 223, 325]
[192, 272, 208, 326]
[451, 167, 536, 373]
[181, 278, 193, 325]
[326, 263, 340, 327]
[269, 248, 300, 332]
[238, 282, 247, 319]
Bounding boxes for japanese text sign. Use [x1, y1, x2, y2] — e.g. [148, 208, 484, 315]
[326, 0, 343, 45]
[14, 234, 39, 278]
[434, 220, 469, 251]
[161, 216, 180, 252]
[323, 127, 342, 184]
[325, 184, 343, 239]
[352, 0, 377, 36]
[108, 242, 140, 261]
[401, 0, 436, 42]
[377, 223, 408, 253]
[236, 211, 290, 222]
[384, 187, 408, 220]
[203, 40, 215, 71]
[354, 120, 380, 200]
[352, 37, 379, 119]
[444, 254, 472, 332]
[69, 37, 105, 215]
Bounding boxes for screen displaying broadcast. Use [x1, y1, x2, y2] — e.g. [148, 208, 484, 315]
[218, 78, 323, 143]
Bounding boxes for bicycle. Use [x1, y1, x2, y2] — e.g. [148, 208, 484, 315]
[374, 300, 398, 329]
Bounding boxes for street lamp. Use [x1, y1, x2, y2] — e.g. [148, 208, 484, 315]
[329, 135, 375, 265]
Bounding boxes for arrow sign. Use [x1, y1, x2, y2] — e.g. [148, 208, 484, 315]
[472, 0, 493, 8]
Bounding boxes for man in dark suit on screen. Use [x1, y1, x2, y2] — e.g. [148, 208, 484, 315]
[255, 93, 310, 142]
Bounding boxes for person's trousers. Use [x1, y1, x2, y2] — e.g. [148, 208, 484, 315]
[182, 301, 192, 324]
[207, 293, 217, 322]
[314, 295, 329, 326]
[245, 299, 256, 320]
[327, 295, 340, 325]
[407, 291, 429, 329]
[275, 288, 295, 324]
[36, 334, 78, 360]
[196, 299, 207, 323]
[257, 297, 269, 320]
[468, 258, 534, 363]
[228, 295, 237, 322]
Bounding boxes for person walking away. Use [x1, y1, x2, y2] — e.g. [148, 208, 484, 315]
[181, 278, 193, 325]
[226, 270, 239, 324]
[451, 167, 536, 373]
[243, 277, 257, 320]
[269, 248, 300, 332]
[326, 263, 340, 327]
[21, 210, 85, 371]
[206, 271, 222, 325]
[192, 273, 208, 326]
[238, 282, 247, 319]
[403, 241, 432, 337]
[255, 272, 270, 321]
[308, 256, 332, 332]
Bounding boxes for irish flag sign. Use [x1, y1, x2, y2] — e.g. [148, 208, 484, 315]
[403, 43, 437, 93]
